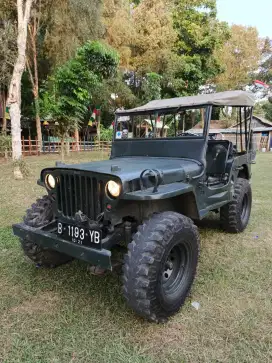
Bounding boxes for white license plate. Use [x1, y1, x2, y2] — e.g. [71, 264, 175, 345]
[57, 222, 102, 249]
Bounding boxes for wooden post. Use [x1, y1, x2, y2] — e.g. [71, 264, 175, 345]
[35, 137, 38, 155]
[74, 128, 80, 152]
[22, 136, 25, 155]
[267, 131, 271, 151]
[29, 136, 32, 155]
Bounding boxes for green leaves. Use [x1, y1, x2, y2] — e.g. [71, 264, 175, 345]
[170, 0, 230, 95]
[141, 73, 162, 103]
[76, 41, 119, 80]
[263, 102, 272, 121]
[40, 40, 119, 136]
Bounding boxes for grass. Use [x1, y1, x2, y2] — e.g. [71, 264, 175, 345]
[0, 152, 272, 363]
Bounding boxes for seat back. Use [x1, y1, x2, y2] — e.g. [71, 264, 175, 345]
[206, 140, 233, 176]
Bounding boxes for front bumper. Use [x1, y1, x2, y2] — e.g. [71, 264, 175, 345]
[13, 223, 113, 270]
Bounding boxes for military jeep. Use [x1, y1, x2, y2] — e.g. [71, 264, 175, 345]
[13, 91, 255, 322]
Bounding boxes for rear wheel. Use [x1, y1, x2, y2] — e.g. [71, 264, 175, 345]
[21, 195, 72, 267]
[123, 212, 200, 323]
[220, 178, 252, 233]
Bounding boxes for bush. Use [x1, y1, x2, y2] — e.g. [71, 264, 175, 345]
[0, 133, 12, 157]
[99, 125, 113, 141]
[263, 102, 272, 121]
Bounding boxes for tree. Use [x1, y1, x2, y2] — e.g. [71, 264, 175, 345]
[141, 72, 162, 103]
[43, 0, 103, 67]
[26, 0, 54, 151]
[102, 0, 134, 69]
[263, 102, 272, 121]
[214, 25, 261, 91]
[41, 41, 119, 159]
[7, 0, 34, 180]
[0, 21, 16, 134]
[128, 0, 229, 100]
[91, 72, 137, 127]
[172, 0, 230, 95]
[131, 0, 177, 75]
[257, 37, 272, 85]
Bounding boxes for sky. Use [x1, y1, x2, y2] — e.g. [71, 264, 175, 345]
[217, 0, 272, 38]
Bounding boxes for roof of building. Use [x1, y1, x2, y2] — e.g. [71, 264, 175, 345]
[116, 91, 256, 115]
[189, 127, 272, 134]
[252, 115, 272, 127]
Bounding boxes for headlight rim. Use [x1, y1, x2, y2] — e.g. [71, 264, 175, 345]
[45, 173, 56, 190]
[106, 180, 121, 199]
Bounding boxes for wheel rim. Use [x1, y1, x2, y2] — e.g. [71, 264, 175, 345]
[161, 243, 189, 297]
[241, 193, 249, 223]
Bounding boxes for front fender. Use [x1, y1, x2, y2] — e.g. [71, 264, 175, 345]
[121, 182, 193, 201]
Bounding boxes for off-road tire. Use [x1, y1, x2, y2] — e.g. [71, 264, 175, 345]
[220, 178, 252, 233]
[123, 212, 200, 323]
[21, 195, 72, 267]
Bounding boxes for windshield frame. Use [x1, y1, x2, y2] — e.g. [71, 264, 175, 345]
[113, 106, 212, 142]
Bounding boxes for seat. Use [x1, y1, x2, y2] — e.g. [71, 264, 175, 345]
[206, 141, 233, 185]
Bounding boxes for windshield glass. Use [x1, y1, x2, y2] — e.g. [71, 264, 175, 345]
[115, 108, 207, 140]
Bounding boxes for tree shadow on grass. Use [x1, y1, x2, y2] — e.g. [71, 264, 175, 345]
[1, 215, 224, 333]
[195, 214, 222, 231]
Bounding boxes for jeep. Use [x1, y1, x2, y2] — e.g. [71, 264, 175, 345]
[13, 90, 255, 322]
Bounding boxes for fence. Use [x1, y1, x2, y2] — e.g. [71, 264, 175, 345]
[21, 137, 112, 156]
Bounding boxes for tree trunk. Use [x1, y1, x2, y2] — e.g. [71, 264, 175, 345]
[27, 19, 42, 152]
[75, 128, 80, 152]
[34, 96, 42, 152]
[7, 0, 34, 180]
[0, 91, 7, 134]
[60, 137, 65, 162]
[10, 102, 23, 179]
[97, 110, 101, 143]
[65, 140, 70, 156]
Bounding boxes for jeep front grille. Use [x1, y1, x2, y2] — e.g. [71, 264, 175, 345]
[56, 172, 105, 219]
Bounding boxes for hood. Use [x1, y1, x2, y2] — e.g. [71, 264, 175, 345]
[61, 157, 202, 185]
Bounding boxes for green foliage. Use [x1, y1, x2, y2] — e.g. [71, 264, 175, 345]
[263, 102, 272, 121]
[99, 125, 113, 141]
[0, 133, 12, 155]
[43, 0, 104, 67]
[257, 38, 272, 85]
[171, 0, 230, 95]
[40, 41, 119, 138]
[0, 0, 264, 136]
[91, 73, 137, 127]
[253, 102, 266, 117]
[126, 0, 230, 101]
[76, 41, 119, 80]
[0, 21, 16, 87]
[12, 159, 30, 177]
[141, 73, 162, 103]
[215, 25, 261, 91]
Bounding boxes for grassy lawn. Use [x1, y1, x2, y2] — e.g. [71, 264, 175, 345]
[0, 152, 271, 363]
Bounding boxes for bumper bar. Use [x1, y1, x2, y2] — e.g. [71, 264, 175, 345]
[13, 223, 112, 270]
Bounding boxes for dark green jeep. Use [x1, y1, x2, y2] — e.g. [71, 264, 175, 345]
[13, 90, 255, 322]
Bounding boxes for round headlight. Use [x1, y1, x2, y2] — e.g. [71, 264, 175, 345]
[45, 174, 56, 189]
[107, 180, 121, 198]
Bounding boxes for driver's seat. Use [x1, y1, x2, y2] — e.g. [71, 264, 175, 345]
[206, 141, 232, 185]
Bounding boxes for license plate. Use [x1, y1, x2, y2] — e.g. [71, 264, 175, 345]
[57, 222, 102, 249]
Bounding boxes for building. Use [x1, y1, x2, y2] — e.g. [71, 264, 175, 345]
[190, 115, 272, 151]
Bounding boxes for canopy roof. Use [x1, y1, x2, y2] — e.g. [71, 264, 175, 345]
[116, 91, 255, 115]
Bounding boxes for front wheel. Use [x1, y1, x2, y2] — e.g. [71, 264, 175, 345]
[123, 212, 200, 323]
[220, 178, 252, 233]
[21, 195, 73, 267]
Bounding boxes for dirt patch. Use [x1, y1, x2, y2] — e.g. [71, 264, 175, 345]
[10, 291, 61, 315]
[132, 320, 186, 354]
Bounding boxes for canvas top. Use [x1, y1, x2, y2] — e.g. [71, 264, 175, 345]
[116, 91, 255, 115]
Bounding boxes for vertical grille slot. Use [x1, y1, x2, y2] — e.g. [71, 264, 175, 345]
[56, 171, 104, 220]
